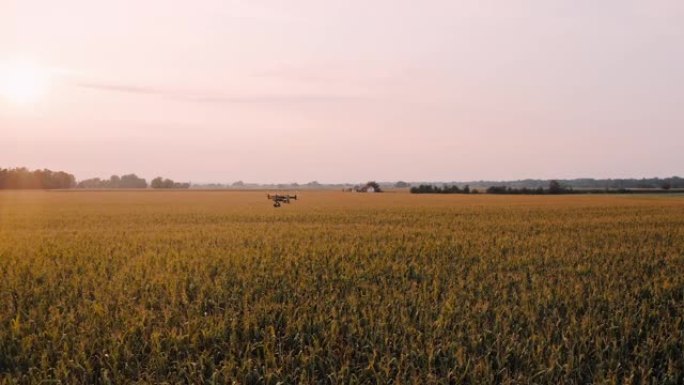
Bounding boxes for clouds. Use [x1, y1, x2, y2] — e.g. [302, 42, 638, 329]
[76, 81, 368, 104]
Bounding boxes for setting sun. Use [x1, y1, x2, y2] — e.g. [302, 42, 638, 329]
[0, 59, 49, 104]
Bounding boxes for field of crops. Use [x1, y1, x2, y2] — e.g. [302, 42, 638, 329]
[1, 191, 683, 384]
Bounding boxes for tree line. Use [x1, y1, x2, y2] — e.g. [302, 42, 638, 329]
[486, 180, 571, 194]
[484, 180, 683, 194]
[412, 180, 679, 195]
[411, 181, 575, 195]
[0, 167, 190, 189]
[0, 168, 76, 189]
[78, 175, 190, 189]
[447, 177, 683, 190]
[78, 174, 148, 189]
[409, 180, 575, 195]
[410, 184, 473, 194]
[150, 177, 190, 189]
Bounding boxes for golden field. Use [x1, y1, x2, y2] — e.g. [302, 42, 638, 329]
[1, 191, 683, 384]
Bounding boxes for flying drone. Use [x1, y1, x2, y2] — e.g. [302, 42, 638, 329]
[267, 193, 298, 207]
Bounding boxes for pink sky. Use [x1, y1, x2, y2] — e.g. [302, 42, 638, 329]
[1, 0, 683, 183]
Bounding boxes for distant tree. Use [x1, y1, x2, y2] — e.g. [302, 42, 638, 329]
[486, 186, 508, 194]
[78, 178, 104, 188]
[151, 177, 163, 189]
[661, 181, 672, 190]
[394, 181, 410, 188]
[109, 175, 121, 188]
[150, 176, 190, 189]
[548, 180, 562, 194]
[120, 174, 148, 188]
[443, 185, 461, 193]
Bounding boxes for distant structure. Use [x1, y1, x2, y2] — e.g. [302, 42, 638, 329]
[353, 181, 382, 193]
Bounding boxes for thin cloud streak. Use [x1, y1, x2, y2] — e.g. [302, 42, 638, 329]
[76, 81, 367, 104]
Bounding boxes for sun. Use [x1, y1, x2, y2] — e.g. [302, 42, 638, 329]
[0, 60, 49, 104]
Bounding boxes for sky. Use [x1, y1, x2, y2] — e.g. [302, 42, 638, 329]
[1, 0, 683, 183]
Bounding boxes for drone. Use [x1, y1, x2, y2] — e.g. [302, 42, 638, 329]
[267, 193, 298, 207]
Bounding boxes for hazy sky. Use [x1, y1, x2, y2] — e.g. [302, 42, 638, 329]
[1, 0, 683, 183]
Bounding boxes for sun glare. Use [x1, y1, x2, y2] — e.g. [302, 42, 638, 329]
[0, 60, 49, 104]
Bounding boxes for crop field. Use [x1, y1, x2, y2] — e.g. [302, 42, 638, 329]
[1, 191, 683, 384]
